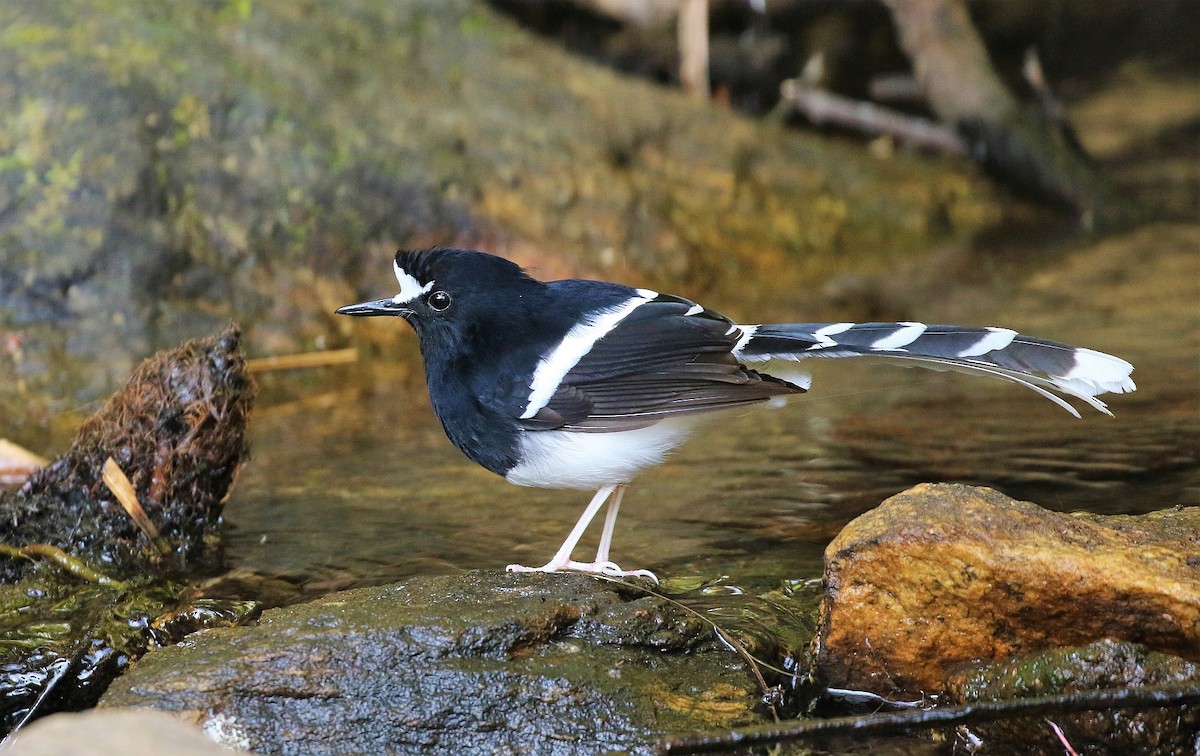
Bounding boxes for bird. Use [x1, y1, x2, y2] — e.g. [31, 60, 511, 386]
[337, 247, 1136, 582]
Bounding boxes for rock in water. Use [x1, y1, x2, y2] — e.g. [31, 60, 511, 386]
[947, 639, 1200, 753]
[101, 572, 780, 754]
[814, 483, 1200, 696]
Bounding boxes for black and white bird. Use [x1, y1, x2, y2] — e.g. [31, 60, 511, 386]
[337, 247, 1135, 581]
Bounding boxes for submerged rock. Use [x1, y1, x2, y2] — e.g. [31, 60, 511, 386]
[101, 571, 797, 754]
[813, 483, 1199, 696]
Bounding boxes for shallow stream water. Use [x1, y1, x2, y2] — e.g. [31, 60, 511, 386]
[223, 235, 1199, 601]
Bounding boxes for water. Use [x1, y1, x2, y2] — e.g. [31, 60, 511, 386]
[223, 262, 1199, 600]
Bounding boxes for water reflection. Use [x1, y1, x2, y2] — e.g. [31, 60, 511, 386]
[226, 226, 1199, 599]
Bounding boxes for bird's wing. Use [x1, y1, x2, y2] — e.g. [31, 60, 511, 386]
[517, 295, 804, 432]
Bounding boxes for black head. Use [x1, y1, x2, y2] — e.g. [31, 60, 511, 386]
[336, 247, 543, 350]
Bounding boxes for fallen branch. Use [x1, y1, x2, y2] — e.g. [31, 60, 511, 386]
[882, 0, 1132, 227]
[658, 684, 1200, 753]
[779, 80, 968, 156]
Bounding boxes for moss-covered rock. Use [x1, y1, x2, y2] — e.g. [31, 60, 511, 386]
[947, 639, 1200, 754]
[0, 0, 994, 410]
[101, 571, 812, 754]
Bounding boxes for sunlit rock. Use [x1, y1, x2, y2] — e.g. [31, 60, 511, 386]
[6, 708, 232, 755]
[813, 483, 1200, 696]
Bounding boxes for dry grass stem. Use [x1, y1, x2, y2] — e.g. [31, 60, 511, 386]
[246, 348, 358, 374]
[102, 457, 171, 556]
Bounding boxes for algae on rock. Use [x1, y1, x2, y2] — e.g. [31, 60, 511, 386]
[0, 0, 995, 407]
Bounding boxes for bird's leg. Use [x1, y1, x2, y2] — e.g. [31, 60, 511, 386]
[507, 484, 614, 575]
[588, 485, 658, 583]
[507, 483, 657, 583]
[594, 483, 625, 565]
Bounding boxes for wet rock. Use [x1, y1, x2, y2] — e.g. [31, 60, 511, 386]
[0, 580, 259, 739]
[813, 483, 1200, 696]
[101, 571, 784, 754]
[1, 326, 254, 582]
[6, 708, 234, 755]
[946, 639, 1200, 754]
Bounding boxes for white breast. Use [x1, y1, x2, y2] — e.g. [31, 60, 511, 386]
[504, 417, 698, 490]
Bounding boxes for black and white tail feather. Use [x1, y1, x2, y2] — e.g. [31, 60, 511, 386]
[733, 321, 1136, 418]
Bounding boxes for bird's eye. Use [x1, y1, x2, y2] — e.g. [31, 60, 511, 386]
[426, 290, 452, 311]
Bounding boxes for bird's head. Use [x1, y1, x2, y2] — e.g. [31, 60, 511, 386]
[336, 247, 541, 352]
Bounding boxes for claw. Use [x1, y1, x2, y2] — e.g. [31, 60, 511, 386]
[506, 560, 659, 584]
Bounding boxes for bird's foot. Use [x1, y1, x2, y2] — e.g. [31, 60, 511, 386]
[506, 559, 658, 584]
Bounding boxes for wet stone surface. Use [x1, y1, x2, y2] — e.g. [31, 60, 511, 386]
[947, 639, 1200, 754]
[101, 571, 807, 754]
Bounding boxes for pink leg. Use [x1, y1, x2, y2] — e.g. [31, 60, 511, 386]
[507, 483, 657, 582]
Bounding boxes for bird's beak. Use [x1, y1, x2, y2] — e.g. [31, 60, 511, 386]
[335, 298, 411, 317]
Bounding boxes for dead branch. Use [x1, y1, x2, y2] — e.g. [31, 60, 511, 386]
[882, 0, 1134, 228]
[779, 79, 967, 155]
[658, 684, 1200, 753]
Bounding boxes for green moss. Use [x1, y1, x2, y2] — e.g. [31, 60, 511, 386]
[0, 0, 996, 406]
[0, 572, 258, 734]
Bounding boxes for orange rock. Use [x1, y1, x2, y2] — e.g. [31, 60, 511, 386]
[813, 483, 1200, 696]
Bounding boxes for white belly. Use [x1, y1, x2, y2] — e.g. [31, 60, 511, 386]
[505, 417, 698, 490]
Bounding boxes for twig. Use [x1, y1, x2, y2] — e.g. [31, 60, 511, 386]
[1023, 47, 1065, 126]
[1022, 47, 1087, 159]
[103, 457, 171, 556]
[868, 74, 924, 104]
[779, 79, 968, 156]
[246, 347, 358, 374]
[1046, 719, 1078, 756]
[658, 684, 1200, 753]
[0, 543, 127, 588]
[0, 656, 72, 749]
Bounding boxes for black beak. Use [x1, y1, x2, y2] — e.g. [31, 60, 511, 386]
[335, 298, 411, 317]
